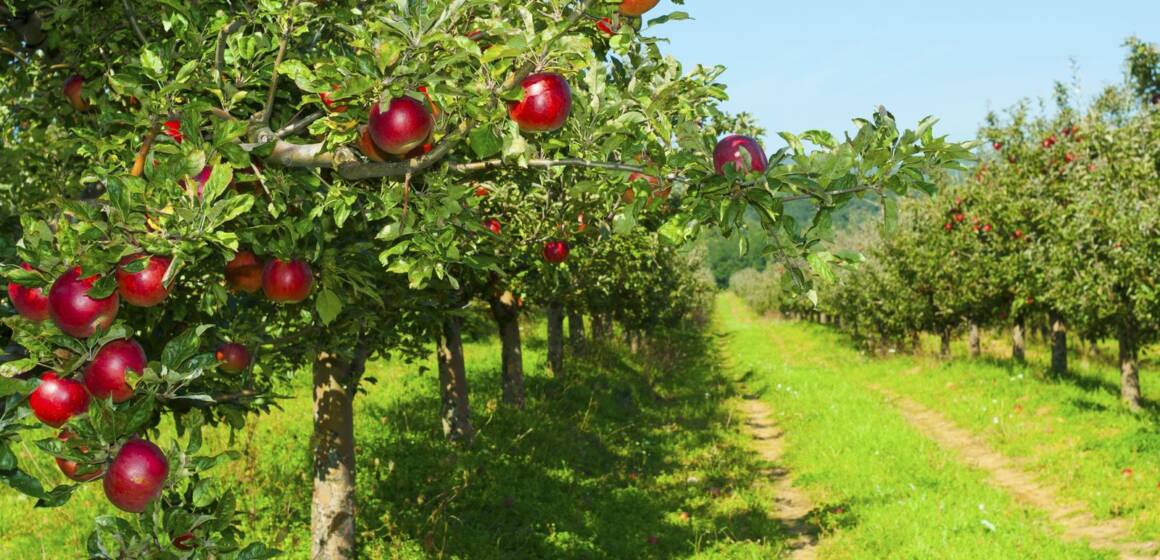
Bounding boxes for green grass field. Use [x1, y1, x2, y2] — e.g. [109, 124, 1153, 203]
[4, 294, 1157, 558]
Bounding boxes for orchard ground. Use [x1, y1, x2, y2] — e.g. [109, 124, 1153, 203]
[4, 295, 1159, 559]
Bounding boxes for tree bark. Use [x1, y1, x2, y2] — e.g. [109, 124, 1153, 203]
[968, 323, 981, 358]
[546, 301, 564, 377]
[939, 325, 952, 359]
[1119, 316, 1142, 412]
[1050, 311, 1068, 376]
[629, 331, 641, 354]
[911, 331, 921, 353]
[1012, 318, 1026, 363]
[567, 309, 585, 352]
[437, 317, 474, 442]
[489, 291, 525, 408]
[312, 347, 366, 560]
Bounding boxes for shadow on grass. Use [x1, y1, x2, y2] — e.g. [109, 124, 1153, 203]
[340, 326, 790, 559]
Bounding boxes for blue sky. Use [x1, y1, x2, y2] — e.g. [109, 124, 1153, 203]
[653, 0, 1160, 146]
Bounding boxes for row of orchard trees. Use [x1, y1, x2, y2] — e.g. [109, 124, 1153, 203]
[796, 39, 1160, 412]
[0, 0, 970, 557]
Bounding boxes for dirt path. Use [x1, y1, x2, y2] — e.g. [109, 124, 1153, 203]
[870, 384, 1158, 560]
[737, 393, 820, 559]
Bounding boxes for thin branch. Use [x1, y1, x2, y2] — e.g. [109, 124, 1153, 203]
[260, 17, 293, 124]
[131, 121, 161, 177]
[120, 0, 148, 45]
[780, 185, 876, 203]
[275, 111, 323, 139]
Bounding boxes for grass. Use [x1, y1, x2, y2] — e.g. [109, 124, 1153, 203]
[715, 292, 1112, 559]
[1, 315, 793, 558]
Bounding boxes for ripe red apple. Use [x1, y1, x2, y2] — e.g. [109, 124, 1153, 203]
[509, 73, 572, 133]
[1007, 155, 1017, 164]
[474, 186, 490, 197]
[367, 96, 433, 155]
[28, 373, 89, 428]
[185, 165, 213, 198]
[104, 439, 168, 513]
[225, 251, 263, 294]
[543, 241, 569, 264]
[215, 342, 251, 374]
[1013, 229, 1024, 239]
[596, 17, 619, 36]
[262, 258, 314, 304]
[115, 254, 171, 307]
[953, 213, 965, 223]
[576, 213, 588, 234]
[163, 119, 183, 143]
[319, 84, 348, 113]
[1064, 153, 1076, 163]
[484, 219, 502, 235]
[357, 126, 391, 162]
[85, 339, 148, 403]
[992, 142, 1002, 151]
[62, 75, 91, 112]
[943, 223, 953, 232]
[1041, 135, 1057, 149]
[713, 135, 768, 175]
[7, 262, 50, 322]
[48, 267, 119, 338]
[173, 533, 197, 551]
[619, 0, 660, 16]
[982, 224, 993, 233]
[56, 430, 104, 482]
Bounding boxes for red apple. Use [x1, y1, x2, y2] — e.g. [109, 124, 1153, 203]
[62, 75, 91, 112]
[7, 262, 50, 322]
[1064, 153, 1076, 163]
[484, 219, 502, 235]
[713, 135, 768, 175]
[1013, 229, 1024, 239]
[225, 251, 263, 294]
[215, 342, 251, 374]
[319, 84, 348, 113]
[185, 165, 213, 198]
[84, 339, 148, 403]
[163, 119, 183, 143]
[474, 186, 490, 197]
[543, 241, 569, 264]
[596, 17, 619, 36]
[1008, 155, 1017, 164]
[115, 254, 171, 307]
[367, 96, 433, 155]
[953, 213, 965, 223]
[509, 73, 572, 133]
[357, 126, 391, 162]
[982, 224, 993, 233]
[56, 430, 104, 482]
[619, 0, 660, 16]
[1041, 135, 1057, 149]
[173, 533, 197, 551]
[262, 258, 314, 304]
[28, 373, 89, 428]
[104, 439, 168, 513]
[992, 141, 1002, 151]
[48, 267, 119, 338]
[943, 223, 953, 232]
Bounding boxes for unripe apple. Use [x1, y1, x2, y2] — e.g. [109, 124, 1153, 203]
[543, 241, 569, 264]
[713, 135, 768, 175]
[484, 219, 502, 235]
[84, 339, 148, 403]
[62, 75, 91, 112]
[115, 254, 171, 307]
[225, 251, 263, 294]
[262, 258, 314, 304]
[215, 342, 251, 374]
[48, 267, 119, 338]
[509, 73, 572, 133]
[7, 262, 50, 322]
[619, 0, 660, 16]
[368, 96, 433, 155]
[28, 373, 89, 428]
[104, 439, 168, 513]
[56, 430, 104, 482]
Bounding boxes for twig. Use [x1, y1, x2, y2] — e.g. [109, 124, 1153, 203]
[215, 20, 243, 94]
[121, 0, 148, 45]
[131, 121, 161, 177]
[275, 111, 323, 139]
[260, 17, 293, 124]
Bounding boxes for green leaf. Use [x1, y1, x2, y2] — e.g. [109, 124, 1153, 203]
[468, 127, 503, 159]
[139, 49, 165, 79]
[807, 252, 837, 284]
[316, 288, 343, 325]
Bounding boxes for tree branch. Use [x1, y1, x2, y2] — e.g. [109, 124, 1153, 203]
[275, 111, 323, 139]
[260, 17, 293, 124]
[120, 0, 148, 45]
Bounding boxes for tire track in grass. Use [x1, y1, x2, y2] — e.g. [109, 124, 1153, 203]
[871, 384, 1159, 560]
[736, 393, 819, 559]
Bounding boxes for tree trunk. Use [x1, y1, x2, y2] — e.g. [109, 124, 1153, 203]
[629, 331, 641, 354]
[546, 301, 564, 377]
[939, 326, 952, 359]
[489, 291, 525, 408]
[911, 331, 921, 353]
[1012, 318, 1026, 363]
[968, 323, 981, 358]
[312, 347, 366, 560]
[437, 317, 474, 442]
[1050, 311, 1067, 376]
[1119, 317, 1142, 411]
[568, 309, 585, 352]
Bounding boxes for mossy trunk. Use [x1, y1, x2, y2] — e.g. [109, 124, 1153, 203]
[437, 317, 474, 442]
[1050, 311, 1068, 376]
[489, 291, 525, 408]
[312, 347, 366, 560]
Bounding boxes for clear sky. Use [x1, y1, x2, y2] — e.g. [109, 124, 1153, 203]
[653, 0, 1160, 146]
